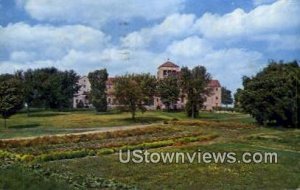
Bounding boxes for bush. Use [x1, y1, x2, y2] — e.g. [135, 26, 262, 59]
[36, 149, 90, 162]
[97, 148, 115, 155]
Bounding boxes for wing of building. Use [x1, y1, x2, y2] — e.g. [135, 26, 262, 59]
[73, 60, 222, 110]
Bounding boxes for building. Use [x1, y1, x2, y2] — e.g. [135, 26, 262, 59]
[154, 60, 221, 110]
[73, 76, 91, 108]
[73, 60, 222, 110]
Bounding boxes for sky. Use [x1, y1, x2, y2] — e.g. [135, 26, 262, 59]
[0, 0, 299, 92]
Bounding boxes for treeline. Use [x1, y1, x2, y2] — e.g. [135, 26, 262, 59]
[0, 65, 213, 125]
[0, 67, 80, 127]
[86, 66, 213, 120]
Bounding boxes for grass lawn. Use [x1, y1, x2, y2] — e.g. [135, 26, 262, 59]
[0, 111, 299, 189]
[0, 109, 254, 139]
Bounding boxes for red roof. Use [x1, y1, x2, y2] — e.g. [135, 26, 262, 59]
[158, 61, 179, 68]
[208, 80, 221, 87]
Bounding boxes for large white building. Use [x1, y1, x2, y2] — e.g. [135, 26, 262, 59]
[73, 61, 222, 110]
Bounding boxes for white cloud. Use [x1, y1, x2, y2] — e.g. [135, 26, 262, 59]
[121, 13, 196, 48]
[19, 0, 185, 27]
[122, 0, 300, 50]
[166, 36, 212, 57]
[165, 37, 264, 92]
[251, 34, 300, 50]
[0, 22, 110, 61]
[194, 0, 300, 39]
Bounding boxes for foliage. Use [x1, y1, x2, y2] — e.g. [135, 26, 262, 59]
[134, 73, 157, 106]
[221, 87, 233, 106]
[157, 76, 180, 111]
[239, 61, 299, 127]
[114, 74, 156, 119]
[180, 66, 211, 118]
[23, 67, 80, 110]
[36, 149, 94, 162]
[88, 69, 108, 112]
[0, 164, 72, 190]
[0, 74, 24, 128]
[97, 148, 115, 155]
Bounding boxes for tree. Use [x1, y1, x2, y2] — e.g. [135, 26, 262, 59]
[157, 76, 180, 111]
[23, 68, 80, 110]
[180, 66, 211, 118]
[88, 69, 108, 112]
[221, 87, 233, 107]
[0, 74, 24, 128]
[239, 60, 299, 128]
[114, 74, 156, 119]
[135, 73, 157, 106]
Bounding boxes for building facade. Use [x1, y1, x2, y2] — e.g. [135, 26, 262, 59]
[73, 61, 222, 110]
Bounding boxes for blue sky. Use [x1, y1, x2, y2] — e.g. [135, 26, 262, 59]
[0, 0, 299, 92]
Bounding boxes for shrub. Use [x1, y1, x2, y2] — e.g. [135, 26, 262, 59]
[36, 149, 90, 162]
[97, 148, 115, 155]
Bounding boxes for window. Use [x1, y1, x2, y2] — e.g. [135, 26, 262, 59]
[216, 96, 218, 100]
[108, 98, 111, 104]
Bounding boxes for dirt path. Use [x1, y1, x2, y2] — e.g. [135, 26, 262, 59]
[0, 123, 161, 141]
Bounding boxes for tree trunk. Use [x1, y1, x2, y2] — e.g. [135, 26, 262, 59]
[27, 105, 30, 117]
[192, 103, 195, 119]
[131, 111, 135, 120]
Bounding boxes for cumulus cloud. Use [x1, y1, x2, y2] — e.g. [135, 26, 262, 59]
[165, 37, 264, 91]
[121, 13, 196, 48]
[251, 34, 300, 50]
[19, 0, 185, 27]
[0, 22, 110, 61]
[122, 0, 300, 49]
[166, 36, 212, 57]
[194, 0, 300, 39]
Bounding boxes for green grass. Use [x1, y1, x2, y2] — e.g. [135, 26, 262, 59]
[0, 109, 254, 139]
[1, 110, 298, 189]
[0, 164, 72, 190]
[41, 129, 300, 190]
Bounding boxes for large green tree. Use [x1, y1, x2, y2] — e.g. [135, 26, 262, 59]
[0, 74, 24, 128]
[157, 76, 180, 111]
[221, 87, 233, 107]
[88, 69, 108, 112]
[23, 68, 80, 110]
[114, 73, 156, 119]
[180, 66, 211, 118]
[239, 61, 299, 127]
